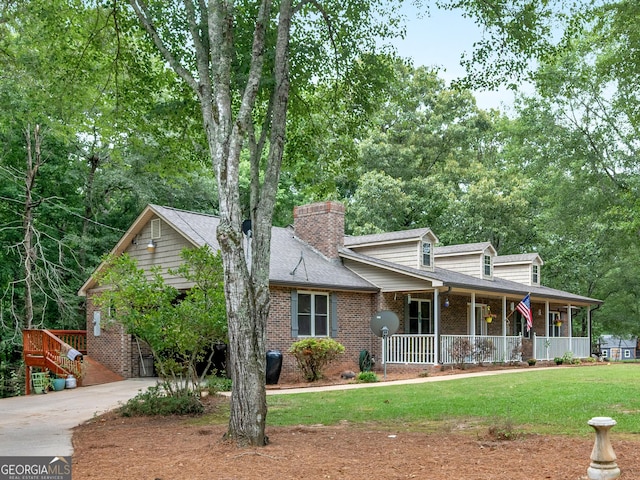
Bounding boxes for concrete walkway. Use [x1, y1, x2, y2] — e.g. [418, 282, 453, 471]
[0, 378, 157, 456]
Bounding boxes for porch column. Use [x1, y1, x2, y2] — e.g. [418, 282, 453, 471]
[502, 296, 508, 362]
[545, 301, 550, 339]
[567, 304, 573, 353]
[470, 292, 476, 340]
[434, 289, 439, 364]
[587, 305, 592, 356]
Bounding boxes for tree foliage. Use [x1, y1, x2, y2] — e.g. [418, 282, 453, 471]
[94, 247, 227, 394]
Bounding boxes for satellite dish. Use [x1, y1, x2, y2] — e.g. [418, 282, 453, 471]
[242, 219, 252, 235]
[370, 310, 399, 337]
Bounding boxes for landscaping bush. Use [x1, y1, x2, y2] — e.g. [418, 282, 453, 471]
[359, 349, 373, 372]
[205, 374, 232, 394]
[119, 384, 204, 417]
[356, 371, 379, 383]
[289, 338, 345, 382]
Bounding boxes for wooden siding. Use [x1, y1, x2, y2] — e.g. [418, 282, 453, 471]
[351, 241, 421, 270]
[434, 254, 483, 278]
[494, 264, 532, 285]
[125, 216, 196, 291]
[343, 259, 436, 291]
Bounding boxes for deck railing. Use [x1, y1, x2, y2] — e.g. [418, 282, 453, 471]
[533, 334, 591, 360]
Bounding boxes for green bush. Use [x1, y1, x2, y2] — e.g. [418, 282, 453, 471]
[527, 358, 537, 366]
[289, 338, 345, 382]
[356, 371, 379, 383]
[119, 384, 204, 417]
[205, 375, 232, 394]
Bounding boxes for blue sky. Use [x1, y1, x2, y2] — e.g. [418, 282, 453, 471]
[389, 4, 519, 111]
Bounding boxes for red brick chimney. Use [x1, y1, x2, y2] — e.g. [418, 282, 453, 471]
[293, 201, 345, 259]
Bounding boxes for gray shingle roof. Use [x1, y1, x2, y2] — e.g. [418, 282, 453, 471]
[600, 335, 637, 349]
[339, 247, 601, 305]
[494, 253, 542, 265]
[344, 228, 434, 247]
[434, 242, 494, 256]
[151, 205, 377, 291]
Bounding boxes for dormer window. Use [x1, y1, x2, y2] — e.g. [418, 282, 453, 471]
[532, 264, 539, 284]
[483, 254, 492, 277]
[422, 241, 432, 267]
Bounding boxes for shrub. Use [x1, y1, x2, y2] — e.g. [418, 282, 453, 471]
[289, 338, 345, 382]
[119, 384, 204, 417]
[450, 338, 472, 369]
[554, 357, 563, 365]
[205, 374, 232, 394]
[473, 339, 495, 366]
[356, 371, 379, 383]
[359, 349, 373, 372]
[527, 358, 537, 366]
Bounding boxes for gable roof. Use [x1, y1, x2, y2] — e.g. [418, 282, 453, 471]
[344, 228, 437, 247]
[339, 247, 601, 305]
[495, 253, 543, 265]
[434, 242, 497, 257]
[600, 335, 637, 349]
[79, 205, 377, 296]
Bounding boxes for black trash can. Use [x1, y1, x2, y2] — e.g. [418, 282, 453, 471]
[265, 349, 283, 385]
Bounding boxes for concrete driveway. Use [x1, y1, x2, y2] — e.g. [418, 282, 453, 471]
[0, 378, 157, 456]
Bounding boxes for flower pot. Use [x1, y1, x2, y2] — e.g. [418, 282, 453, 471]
[555, 322, 562, 327]
[51, 378, 66, 391]
[485, 317, 492, 323]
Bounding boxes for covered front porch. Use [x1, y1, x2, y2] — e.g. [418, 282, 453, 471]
[378, 289, 595, 366]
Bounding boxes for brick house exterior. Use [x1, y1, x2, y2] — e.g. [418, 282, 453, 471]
[79, 201, 602, 380]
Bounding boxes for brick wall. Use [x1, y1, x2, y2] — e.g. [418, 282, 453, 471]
[268, 286, 379, 380]
[293, 201, 344, 259]
[85, 294, 133, 378]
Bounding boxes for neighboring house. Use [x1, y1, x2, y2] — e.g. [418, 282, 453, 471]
[599, 335, 637, 361]
[78, 201, 602, 379]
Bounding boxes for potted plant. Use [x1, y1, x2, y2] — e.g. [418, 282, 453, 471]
[50, 372, 66, 391]
[527, 358, 537, 366]
[554, 357, 563, 365]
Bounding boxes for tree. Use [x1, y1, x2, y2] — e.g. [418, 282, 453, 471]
[125, 0, 402, 446]
[95, 247, 227, 393]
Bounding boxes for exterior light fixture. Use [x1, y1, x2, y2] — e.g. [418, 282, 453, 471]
[444, 297, 450, 308]
[146, 240, 156, 253]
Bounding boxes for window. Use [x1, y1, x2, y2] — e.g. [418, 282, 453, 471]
[422, 242, 432, 267]
[296, 292, 329, 336]
[514, 311, 530, 338]
[483, 255, 492, 277]
[624, 349, 632, 359]
[150, 218, 162, 239]
[532, 265, 539, 284]
[408, 299, 433, 334]
[548, 312, 561, 337]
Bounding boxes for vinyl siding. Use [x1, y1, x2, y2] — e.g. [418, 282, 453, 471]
[343, 259, 435, 291]
[434, 254, 483, 278]
[124, 216, 196, 290]
[350, 242, 421, 269]
[494, 264, 531, 285]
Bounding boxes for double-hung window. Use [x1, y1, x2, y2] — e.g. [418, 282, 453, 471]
[532, 265, 539, 284]
[297, 292, 329, 336]
[483, 255, 492, 277]
[422, 242, 432, 267]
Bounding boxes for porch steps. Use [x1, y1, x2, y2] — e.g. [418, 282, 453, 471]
[81, 356, 124, 386]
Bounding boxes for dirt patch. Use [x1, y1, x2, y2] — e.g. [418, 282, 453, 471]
[72, 364, 640, 479]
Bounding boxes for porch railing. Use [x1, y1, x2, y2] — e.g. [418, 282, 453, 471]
[383, 334, 522, 365]
[440, 335, 523, 365]
[384, 334, 436, 364]
[533, 334, 590, 360]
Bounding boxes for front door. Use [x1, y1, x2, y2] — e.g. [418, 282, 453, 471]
[408, 300, 433, 334]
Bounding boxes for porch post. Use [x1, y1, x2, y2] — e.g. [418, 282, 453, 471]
[568, 304, 573, 353]
[470, 292, 476, 340]
[545, 301, 550, 339]
[587, 305, 592, 357]
[434, 289, 439, 364]
[502, 296, 507, 361]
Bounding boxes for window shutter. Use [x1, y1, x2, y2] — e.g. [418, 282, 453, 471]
[330, 292, 338, 338]
[291, 289, 298, 337]
[404, 296, 410, 333]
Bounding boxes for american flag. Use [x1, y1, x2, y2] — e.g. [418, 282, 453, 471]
[516, 294, 533, 332]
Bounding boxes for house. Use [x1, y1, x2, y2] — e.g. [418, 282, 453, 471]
[77, 201, 602, 379]
[599, 335, 637, 361]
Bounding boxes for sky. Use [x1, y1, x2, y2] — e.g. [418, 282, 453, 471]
[389, 4, 520, 112]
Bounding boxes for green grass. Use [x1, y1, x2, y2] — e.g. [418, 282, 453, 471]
[264, 364, 640, 436]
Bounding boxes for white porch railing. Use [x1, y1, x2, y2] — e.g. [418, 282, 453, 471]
[384, 334, 436, 364]
[533, 334, 591, 360]
[440, 335, 523, 365]
[383, 334, 522, 365]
